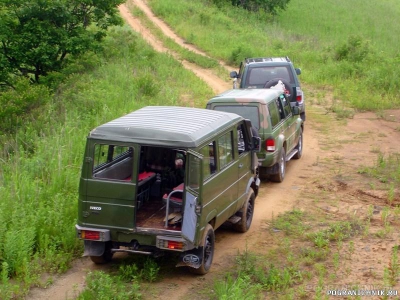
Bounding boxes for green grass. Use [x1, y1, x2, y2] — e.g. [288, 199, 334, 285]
[147, 0, 400, 111]
[278, 0, 400, 55]
[358, 152, 400, 185]
[207, 207, 398, 300]
[0, 25, 214, 299]
[77, 271, 142, 300]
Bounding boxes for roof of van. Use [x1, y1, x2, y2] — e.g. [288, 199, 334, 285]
[207, 88, 282, 104]
[88, 106, 242, 147]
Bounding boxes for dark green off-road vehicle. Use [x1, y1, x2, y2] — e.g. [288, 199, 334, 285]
[76, 106, 261, 274]
[206, 88, 303, 182]
[230, 57, 306, 121]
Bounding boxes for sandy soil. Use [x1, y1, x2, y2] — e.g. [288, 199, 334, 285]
[27, 1, 400, 299]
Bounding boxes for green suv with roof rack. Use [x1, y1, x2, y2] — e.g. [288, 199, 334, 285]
[230, 57, 306, 121]
[206, 88, 303, 182]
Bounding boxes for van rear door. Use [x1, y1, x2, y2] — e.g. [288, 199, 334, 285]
[80, 144, 137, 230]
[182, 152, 201, 243]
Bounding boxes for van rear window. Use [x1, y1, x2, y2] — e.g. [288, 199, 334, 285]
[92, 144, 133, 181]
[247, 66, 293, 87]
[214, 106, 260, 130]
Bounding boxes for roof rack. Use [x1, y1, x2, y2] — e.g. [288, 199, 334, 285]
[245, 57, 291, 64]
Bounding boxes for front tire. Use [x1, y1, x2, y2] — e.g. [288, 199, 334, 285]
[233, 189, 255, 233]
[270, 148, 286, 183]
[190, 224, 215, 275]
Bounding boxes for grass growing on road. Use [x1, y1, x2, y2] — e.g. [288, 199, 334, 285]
[127, 4, 221, 70]
[358, 152, 400, 186]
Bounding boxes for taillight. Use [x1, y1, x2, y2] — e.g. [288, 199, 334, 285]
[296, 88, 303, 102]
[157, 238, 184, 251]
[167, 241, 184, 250]
[266, 139, 275, 152]
[81, 230, 100, 240]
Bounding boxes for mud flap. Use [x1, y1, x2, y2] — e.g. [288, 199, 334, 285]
[176, 247, 203, 269]
[83, 240, 105, 257]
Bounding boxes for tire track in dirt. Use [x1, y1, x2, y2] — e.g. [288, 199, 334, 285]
[118, 3, 229, 95]
[128, 0, 232, 70]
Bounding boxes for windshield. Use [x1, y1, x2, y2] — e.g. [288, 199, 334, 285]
[214, 105, 260, 130]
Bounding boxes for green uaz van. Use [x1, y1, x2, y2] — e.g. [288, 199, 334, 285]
[76, 106, 261, 274]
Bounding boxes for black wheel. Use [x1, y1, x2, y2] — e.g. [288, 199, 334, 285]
[264, 78, 293, 102]
[300, 112, 306, 122]
[293, 129, 303, 159]
[90, 242, 113, 264]
[270, 148, 286, 183]
[233, 189, 255, 233]
[190, 224, 215, 275]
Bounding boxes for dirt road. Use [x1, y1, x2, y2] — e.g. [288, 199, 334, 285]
[28, 1, 400, 299]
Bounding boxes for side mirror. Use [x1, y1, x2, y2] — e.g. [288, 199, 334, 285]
[292, 106, 300, 115]
[252, 136, 261, 152]
[230, 71, 238, 79]
[295, 68, 301, 75]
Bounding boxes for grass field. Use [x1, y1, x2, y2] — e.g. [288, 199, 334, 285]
[148, 0, 400, 110]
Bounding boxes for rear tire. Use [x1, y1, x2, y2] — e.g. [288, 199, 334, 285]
[270, 148, 286, 183]
[189, 224, 215, 275]
[293, 129, 303, 159]
[90, 242, 113, 264]
[233, 190, 255, 233]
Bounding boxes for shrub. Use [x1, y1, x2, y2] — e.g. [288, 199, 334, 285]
[0, 79, 51, 134]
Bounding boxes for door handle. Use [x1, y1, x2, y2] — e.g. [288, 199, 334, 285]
[238, 163, 243, 168]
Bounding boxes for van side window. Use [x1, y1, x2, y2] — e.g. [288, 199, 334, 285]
[93, 145, 133, 181]
[268, 102, 281, 127]
[199, 142, 216, 179]
[218, 131, 233, 169]
[188, 154, 200, 191]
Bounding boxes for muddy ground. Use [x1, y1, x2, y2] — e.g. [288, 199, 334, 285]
[28, 0, 400, 299]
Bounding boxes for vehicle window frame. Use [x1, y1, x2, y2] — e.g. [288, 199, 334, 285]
[217, 131, 234, 170]
[268, 101, 282, 128]
[92, 144, 134, 181]
[237, 121, 252, 155]
[187, 152, 202, 194]
[198, 141, 217, 181]
[280, 94, 292, 117]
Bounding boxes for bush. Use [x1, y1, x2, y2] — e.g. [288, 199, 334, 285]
[225, 0, 291, 15]
[334, 35, 372, 62]
[229, 46, 254, 65]
[0, 79, 51, 134]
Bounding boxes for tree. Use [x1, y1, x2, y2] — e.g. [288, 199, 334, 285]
[0, 0, 124, 85]
[224, 0, 291, 15]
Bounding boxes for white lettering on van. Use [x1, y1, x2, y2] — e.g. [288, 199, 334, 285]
[90, 206, 102, 211]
